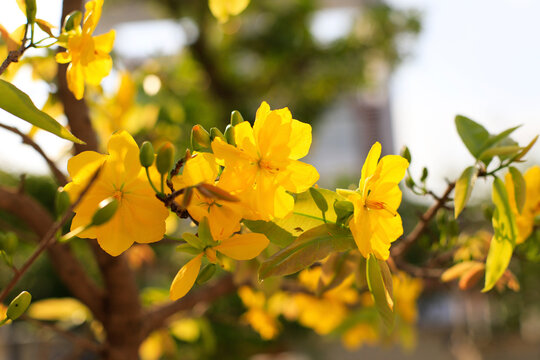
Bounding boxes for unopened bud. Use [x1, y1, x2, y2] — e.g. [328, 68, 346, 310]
[224, 124, 235, 145]
[6, 291, 31, 321]
[55, 187, 71, 217]
[405, 176, 415, 189]
[196, 263, 217, 284]
[156, 142, 175, 175]
[139, 141, 155, 168]
[230, 110, 244, 126]
[421, 167, 429, 182]
[63, 10, 82, 31]
[191, 125, 211, 151]
[209, 127, 226, 142]
[25, 0, 37, 24]
[91, 198, 119, 226]
[400, 146, 411, 163]
[309, 187, 328, 213]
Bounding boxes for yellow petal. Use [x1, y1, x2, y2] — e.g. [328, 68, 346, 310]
[256, 109, 292, 160]
[350, 205, 373, 258]
[55, 52, 72, 64]
[360, 142, 381, 190]
[83, 0, 104, 35]
[252, 101, 271, 140]
[182, 153, 219, 187]
[281, 160, 319, 193]
[233, 121, 258, 159]
[215, 233, 269, 260]
[93, 30, 115, 53]
[67, 150, 107, 184]
[83, 53, 112, 86]
[288, 119, 312, 160]
[67, 62, 85, 100]
[212, 137, 253, 166]
[106, 131, 141, 181]
[378, 155, 409, 184]
[170, 254, 203, 300]
[371, 214, 403, 260]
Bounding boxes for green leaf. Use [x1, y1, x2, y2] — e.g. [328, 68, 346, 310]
[479, 145, 522, 161]
[275, 188, 346, 236]
[243, 220, 294, 247]
[454, 166, 477, 218]
[515, 135, 538, 161]
[366, 255, 394, 331]
[483, 177, 517, 292]
[258, 224, 355, 280]
[455, 115, 490, 158]
[0, 79, 84, 144]
[182, 233, 205, 250]
[508, 167, 526, 214]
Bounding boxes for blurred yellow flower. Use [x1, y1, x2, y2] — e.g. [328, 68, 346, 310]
[209, 0, 250, 23]
[342, 323, 379, 350]
[64, 131, 168, 256]
[212, 101, 319, 220]
[338, 142, 408, 260]
[238, 286, 282, 340]
[393, 271, 423, 324]
[56, 0, 115, 100]
[505, 166, 540, 244]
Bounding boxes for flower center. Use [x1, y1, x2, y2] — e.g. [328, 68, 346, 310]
[364, 199, 397, 216]
[112, 190, 123, 202]
[258, 159, 280, 174]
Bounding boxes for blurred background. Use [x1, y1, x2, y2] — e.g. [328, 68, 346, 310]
[1, 0, 540, 359]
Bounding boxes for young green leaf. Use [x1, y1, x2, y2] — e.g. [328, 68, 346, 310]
[258, 224, 355, 279]
[243, 220, 295, 247]
[366, 255, 394, 331]
[309, 187, 328, 215]
[454, 166, 477, 218]
[455, 115, 490, 158]
[483, 177, 517, 292]
[0, 80, 84, 144]
[508, 167, 526, 214]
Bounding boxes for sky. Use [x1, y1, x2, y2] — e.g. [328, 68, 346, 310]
[0, 0, 539, 195]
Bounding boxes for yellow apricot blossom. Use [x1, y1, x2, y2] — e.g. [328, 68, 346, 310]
[505, 166, 540, 244]
[337, 142, 409, 260]
[208, 0, 250, 23]
[212, 101, 319, 220]
[56, 0, 115, 100]
[238, 286, 282, 340]
[64, 131, 168, 256]
[393, 271, 423, 324]
[170, 217, 269, 300]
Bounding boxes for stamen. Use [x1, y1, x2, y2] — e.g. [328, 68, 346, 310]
[365, 199, 397, 216]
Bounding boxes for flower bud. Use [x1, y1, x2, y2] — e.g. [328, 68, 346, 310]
[6, 291, 32, 321]
[139, 141, 155, 168]
[309, 187, 328, 213]
[420, 167, 429, 182]
[156, 142, 175, 175]
[334, 200, 354, 225]
[400, 146, 411, 163]
[196, 263, 217, 284]
[405, 176, 415, 189]
[91, 198, 119, 226]
[55, 187, 71, 217]
[209, 128, 226, 142]
[224, 124, 235, 145]
[63, 10, 82, 31]
[230, 110, 244, 126]
[25, 0, 37, 24]
[191, 125, 211, 151]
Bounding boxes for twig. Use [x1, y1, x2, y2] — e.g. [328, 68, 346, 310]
[0, 167, 101, 304]
[0, 24, 30, 76]
[391, 181, 456, 258]
[0, 123, 68, 185]
[24, 316, 102, 353]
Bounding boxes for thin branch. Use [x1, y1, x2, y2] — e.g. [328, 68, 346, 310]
[0, 167, 101, 304]
[0, 24, 30, 76]
[142, 275, 236, 338]
[0, 123, 68, 185]
[391, 181, 456, 258]
[24, 316, 102, 353]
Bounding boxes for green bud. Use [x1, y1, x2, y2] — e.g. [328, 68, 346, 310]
[209, 128, 226, 142]
[25, 0, 37, 24]
[55, 187, 71, 217]
[420, 167, 429, 182]
[63, 10, 82, 32]
[91, 198, 119, 226]
[309, 187, 328, 213]
[156, 142, 175, 175]
[0, 232, 18, 255]
[230, 110, 244, 126]
[139, 141, 155, 168]
[400, 146, 411, 163]
[405, 176, 415, 189]
[6, 291, 32, 321]
[334, 200, 354, 216]
[196, 264, 217, 285]
[224, 124, 235, 145]
[191, 125, 211, 151]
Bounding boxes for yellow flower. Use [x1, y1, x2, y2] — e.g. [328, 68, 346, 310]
[56, 0, 115, 100]
[212, 101, 319, 220]
[208, 0, 250, 23]
[172, 152, 244, 237]
[505, 166, 540, 244]
[238, 286, 282, 340]
[342, 323, 379, 350]
[393, 271, 422, 324]
[64, 131, 168, 256]
[169, 217, 269, 300]
[338, 142, 409, 260]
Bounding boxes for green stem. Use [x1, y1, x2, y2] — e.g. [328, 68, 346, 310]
[160, 174, 165, 194]
[145, 167, 161, 194]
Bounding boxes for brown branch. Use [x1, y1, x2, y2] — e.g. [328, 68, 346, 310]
[0, 123, 67, 185]
[24, 316, 102, 353]
[142, 274, 236, 338]
[391, 181, 456, 258]
[0, 167, 101, 304]
[0, 24, 30, 76]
